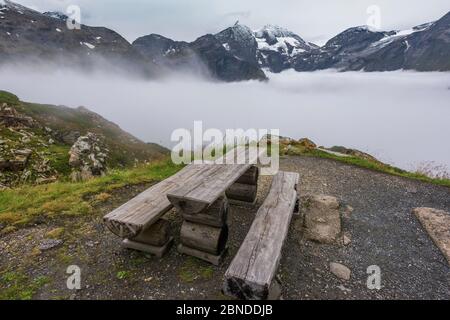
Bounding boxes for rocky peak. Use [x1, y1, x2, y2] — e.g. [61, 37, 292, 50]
[132, 34, 188, 64]
[324, 26, 388, 51]
[254, 25, 316, 72]
[215, 24, 258, 64]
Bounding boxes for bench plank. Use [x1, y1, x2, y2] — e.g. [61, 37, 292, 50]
[167, 146, 266, 214]
[103, 164, 208, 238]
[223, 171, 299, 300]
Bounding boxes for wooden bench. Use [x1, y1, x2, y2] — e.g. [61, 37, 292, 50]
[223, 171, 299, 300]
[103, 145, 265, 258]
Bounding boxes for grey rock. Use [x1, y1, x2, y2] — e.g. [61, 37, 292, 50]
[330, 262, 351, 280]
[343, 234, 352, 246]
[69, 133, 108, 181]
[303, 195, 341, 244]
[39, 239, 63, 251]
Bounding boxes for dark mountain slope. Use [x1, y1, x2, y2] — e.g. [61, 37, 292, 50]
[0, 0, 157, 77]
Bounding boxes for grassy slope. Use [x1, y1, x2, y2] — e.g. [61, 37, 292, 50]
[17, 102, 168, 168]
[1, 90, 168, 169]
[282, 143, 450, 187]
[0, 159, 182, 233]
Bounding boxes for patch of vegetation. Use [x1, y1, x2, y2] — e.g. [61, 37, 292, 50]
[283, 145, 450, 187]
[45, 227, 65, 239]
[47, 144, 72, 176]
[0, 159, 182, 229]
[0, 271, 50, 300]
[178, 257, 214, 283]
[0, 91, 19, 105]
[116, 271, 130, 280]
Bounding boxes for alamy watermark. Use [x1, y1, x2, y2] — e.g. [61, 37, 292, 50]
[366, 5, 382, 30]
[66, 265, 81, 290]
[367, 265, 382, 290]
[171, 121, 280, 175]
[66, 5, 81, 30]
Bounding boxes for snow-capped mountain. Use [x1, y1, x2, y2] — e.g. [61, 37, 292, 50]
[215, 24, 259, 65]
[294, 12, 450, 72]
[212, 23, 317, 73]
[254, 25, 318, 72]
[132, 32, 267, 81]
[1, 0, 449, 81]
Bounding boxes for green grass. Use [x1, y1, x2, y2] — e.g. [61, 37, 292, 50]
[47, 144, 72, 176]
[284, 146, 450, 187]
[116, 271, 130, 280]
[178, 257, 214, 283]
[0, 91, 19, 105]
[0, 159, 182, 229]
[0, 271, 50, 300]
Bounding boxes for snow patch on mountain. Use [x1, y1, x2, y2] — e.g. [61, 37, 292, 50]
[372, 22, 434, 49]
[44, 11, 68, 21]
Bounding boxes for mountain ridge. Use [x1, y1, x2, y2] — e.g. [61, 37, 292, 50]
[1, 0, 449, 80]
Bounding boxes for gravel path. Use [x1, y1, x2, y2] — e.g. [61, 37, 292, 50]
[1, 155, 449, 300]
[279, 155, 450, 299]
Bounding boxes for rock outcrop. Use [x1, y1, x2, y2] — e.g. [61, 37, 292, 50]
[0, 103, 35, 128]
[302, 195, 341, 244]
[69, 133, 108, 181]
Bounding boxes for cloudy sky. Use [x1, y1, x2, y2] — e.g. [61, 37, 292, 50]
[17, 0, 450, 44]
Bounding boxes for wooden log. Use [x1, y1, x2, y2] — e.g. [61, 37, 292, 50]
[177, 243, 227, 266]
[122, 237, 173, 258]
[226, 183, 257, 203]
[130, 219, 170, 247]
[182, 196, 229, 227]
[235, 166, 259, 185]
[223, 171, 299, 300]
[180, 221, 228, 255]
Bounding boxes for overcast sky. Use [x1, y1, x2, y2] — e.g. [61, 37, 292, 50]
[16, 0, 450, 44]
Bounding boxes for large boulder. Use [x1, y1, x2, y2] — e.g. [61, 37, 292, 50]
[302, 195, 341, 244]
[69, 133, 108, 181]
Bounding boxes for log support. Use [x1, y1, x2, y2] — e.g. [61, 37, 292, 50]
[176, 196, 229, 265]
[226, 166, 259, 204]
[121, 218, 173, 257]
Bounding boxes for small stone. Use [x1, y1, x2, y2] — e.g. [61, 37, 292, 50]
[343, 234, 351, 246]
[86, 241, 95, 247]
[39, 239, 63, 251]
[337, 285, 351, 293]
[330, 262, 351, 280]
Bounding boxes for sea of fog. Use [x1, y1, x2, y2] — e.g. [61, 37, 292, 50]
[1, 66, 449, 175]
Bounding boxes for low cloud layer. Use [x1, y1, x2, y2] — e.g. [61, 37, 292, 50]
[1, 63, 449, 174]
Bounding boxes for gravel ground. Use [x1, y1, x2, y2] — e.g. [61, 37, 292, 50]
[0, 155, 449, 300]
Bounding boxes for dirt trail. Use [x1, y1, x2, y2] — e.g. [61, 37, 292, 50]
[1, 155, 449, 300]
